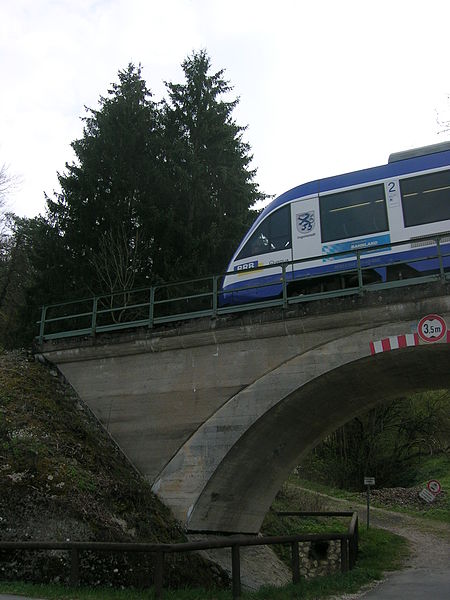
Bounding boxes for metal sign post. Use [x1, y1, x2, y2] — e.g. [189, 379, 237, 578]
[364, 477, 375, 529]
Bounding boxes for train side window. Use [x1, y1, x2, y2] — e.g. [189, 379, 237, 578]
[236, 205, 292, 259]
[400, 169, 450, 227]
[320, 184, 388, 243]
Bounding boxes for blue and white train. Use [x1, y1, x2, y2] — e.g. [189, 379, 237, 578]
[221, 141, 450, 304]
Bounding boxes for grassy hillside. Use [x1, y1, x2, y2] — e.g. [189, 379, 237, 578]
[294, 455, 450, 525]
[0, 350, 226, 590]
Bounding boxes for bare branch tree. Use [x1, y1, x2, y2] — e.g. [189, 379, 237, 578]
[89, 225, 145, 323]
[436, 94, 450, 135]
[0, 163, 19, 210]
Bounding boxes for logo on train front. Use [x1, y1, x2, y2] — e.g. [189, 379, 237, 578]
[296, 211, 315, 234]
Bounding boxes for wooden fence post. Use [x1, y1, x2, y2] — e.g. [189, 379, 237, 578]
[291, 540, 300, 583]
[154, 550, 164, 599]
[69, 548, 79, 586]
[340, 538, 348, 573]
[231, 545, 241, 599]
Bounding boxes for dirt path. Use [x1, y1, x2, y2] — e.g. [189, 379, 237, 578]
[295, 485, 450, 598]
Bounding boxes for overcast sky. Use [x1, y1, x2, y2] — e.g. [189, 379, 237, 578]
[1, 0, 449, 218]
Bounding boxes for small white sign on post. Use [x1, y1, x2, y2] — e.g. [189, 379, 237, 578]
[364, 477, 375, 529]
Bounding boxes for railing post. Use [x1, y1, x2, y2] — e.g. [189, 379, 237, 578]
[356, 251, 364, 293]
[231, 544, 241, 599]
[436, 238, 446, 282]
[291, 540, 300, 584]
[340, 538, 349, 573]
[154, 550, 164, 599]
[212, 275, 218, 317]
[148, 287, 155, 328]
[349, 533, 356, 569]
[282, 264, 288, 308]
[38, 305, 47, 344]
[352, 515, 359, 569]
[69, 547, 79, 587]
[90, 297, 98, 336]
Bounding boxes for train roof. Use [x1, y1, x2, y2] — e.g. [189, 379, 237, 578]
[252, 143, 450, 231]
[388, 140, 450, 162]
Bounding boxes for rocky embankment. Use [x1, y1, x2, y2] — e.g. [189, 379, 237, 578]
[0, 350, 227, 590]
[359, 485, 447, 511]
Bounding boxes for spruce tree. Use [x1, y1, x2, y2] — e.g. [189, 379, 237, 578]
[27, 53, 264, 310]
[161, 50, 263, 277]
[46, 63, 164, 295]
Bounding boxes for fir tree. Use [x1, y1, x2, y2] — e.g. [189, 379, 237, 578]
[161, 50, 263, 277]
[22, 53, 264, 313]
[46, 63, 163, 295]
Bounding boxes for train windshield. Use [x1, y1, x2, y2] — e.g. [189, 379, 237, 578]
[320, 183, 388, 243]
[237, 205, 292, 260]
[401, 169, 450, 227]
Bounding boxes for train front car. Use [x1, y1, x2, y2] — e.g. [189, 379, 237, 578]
[221, 142, 450, 307]
[220, 181, 316, 306]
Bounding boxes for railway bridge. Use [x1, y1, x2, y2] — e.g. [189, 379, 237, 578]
[38, 282, 450, 534]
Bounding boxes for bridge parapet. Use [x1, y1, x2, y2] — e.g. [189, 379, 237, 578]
[37, 232, 450, 344]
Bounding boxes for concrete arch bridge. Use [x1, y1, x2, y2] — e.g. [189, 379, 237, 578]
[39, 283, 450, 534]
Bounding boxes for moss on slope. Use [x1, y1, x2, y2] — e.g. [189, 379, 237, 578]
[0, 350, 226, 590]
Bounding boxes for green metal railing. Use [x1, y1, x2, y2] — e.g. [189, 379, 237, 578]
[36, 232, 450, 343]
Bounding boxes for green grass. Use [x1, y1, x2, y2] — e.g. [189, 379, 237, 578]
[258, 484, 408, 597]
[253, 526, 408, 599]
[413, 454, 450, 486]
[290, 475, 359, 502]
[365, 496, 450, 525]
[411, 454, 450, 522]
[261, 484, 349, 567]
[0, 581, 230, 599]
[293, 454, 450, 525]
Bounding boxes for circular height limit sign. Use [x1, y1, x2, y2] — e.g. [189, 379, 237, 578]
[427, 479, 442, 495]
[417, 314, 447, 343]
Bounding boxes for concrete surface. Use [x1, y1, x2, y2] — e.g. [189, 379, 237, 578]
[360, 569, 450, 599]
